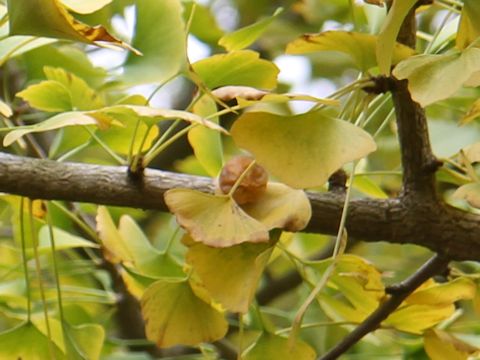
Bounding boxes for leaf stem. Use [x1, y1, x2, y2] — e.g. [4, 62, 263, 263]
[19, 198, 32, 322]
[227, 160, 257, 198]
[82, 126, 124, 165]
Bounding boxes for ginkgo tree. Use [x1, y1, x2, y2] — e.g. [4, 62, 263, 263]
[0, 0, 479, 359]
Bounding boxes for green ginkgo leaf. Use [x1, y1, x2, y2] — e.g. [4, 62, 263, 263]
[183, 1, 224, 44]
[0, 322, 64, 359]
[37, 225, 98, 252]
[123, 0, 186, 84]
[3, 111, 111, 147]
[456, 0, 480, 49]
[7, 0, 137, 52]
[376, 0, 418, 74]
[0, 37, 56, 66]
[219, 8, 283, 51]
[63, 322, 105, 360]
[242, 182, 312, 232]
[231, 110, 376, 189]
[393, 48, 480, 107]
[186, 241, 273, 313]
[243, 332, 316, 360]
[16, 81, 71, 112]
[286, 31, 414, 72]
[141, 279, 228, 347]
[424, 329, 479, 360]
[192, 50, 279, 90]
[164, 189, 269, 247]
[96, 206, 184, 278]
[187, 95, 224, 177]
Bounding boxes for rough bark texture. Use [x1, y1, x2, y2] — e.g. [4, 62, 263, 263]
[0, 152, 479, 260]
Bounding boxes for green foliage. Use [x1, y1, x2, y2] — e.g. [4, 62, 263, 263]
[0, 0, 479, 359]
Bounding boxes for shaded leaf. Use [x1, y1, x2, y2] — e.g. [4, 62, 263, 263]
[188, 95, 224, 177]
[186, 241, 273, 313]
[424, 329, 479, 360]
[192, 50, 279, 90]
[243, 332, 316, 360]
[242, 182, 312, 232]
[123, 0, 186, 84]
[141, 279, 228, 347]
[183, 1, 223, 44]
[452, 183, 480, 208]
[63, 322, 105, 360]
[456, 0, 480, 50]
[231, 110, 376, 188]
[393, 48, 480, 107]
[376, 0, 418, 74]
[7, 0, 137, 52]
[37, 225, 98, 252]
[3, 112, 105, 146]
[0, 37, 56, 66]
[461, 98, 480, 124]
[219, 8, 283, 51]
[287, 31, 414, 72]
[164, 189, 269, 247]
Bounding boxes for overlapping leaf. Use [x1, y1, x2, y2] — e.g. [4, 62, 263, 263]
[7, 0, 137, 52]
[424, 329, 479, 360]
[141, 279, 228, 347]
[286, 31, 414, 72]
[456, 0, 480, 49]
[243, 332, 316, 360]
[231, 110, 376, 188]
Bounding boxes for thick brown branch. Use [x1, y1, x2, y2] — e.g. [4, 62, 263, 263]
[1, 153, 480, 260]
[319, 254, 450, 360]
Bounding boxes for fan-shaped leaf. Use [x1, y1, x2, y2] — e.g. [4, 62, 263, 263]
[424, 329, 479, 360]
[243, 332, 316, 360]
[456, 0, 480, 49]
[231, 110, 376, 188]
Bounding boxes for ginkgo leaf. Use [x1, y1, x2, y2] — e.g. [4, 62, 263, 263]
[0, 322, 64, 359]
[243, 332, 316, 360]
[183, 0, 224, 44]
[123, 0, 186, 84]
[219, 8, 283, 51]
[0, 37, 56, 66]
[3, 111, 108, 147]
[7, 0, 138, 53]
[16, 81, 72, 112]
[37, 225, 98, 252]
[96, 206, 184, 278]
[186, 241, 273, 313]
[60, 0, 112, 14]
[141, 279, 228, 347]
[165, 189, 269, 247]
[63, 322, 105, 360]
[456, 0, 480, 50]
[242, 182, 312, 232]
[103, 105, 228, 133]
[192, 50, 279, 90]
[461, 98, 480, 124]
[286, 31, 414, 72]
[385, 304, 455, 334]
[424, 329, 479, 360]
[452, 183, 480, 208]
[393, 48, 480, 107]
[376, 0, 418, 74]
[231, 110, 376, 189]
[0, 98, 12, 117]
[188, 95, 224, 177]
[405, 277, 476, 306]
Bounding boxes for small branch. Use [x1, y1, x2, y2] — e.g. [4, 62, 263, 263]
[318, 254, 450, 360]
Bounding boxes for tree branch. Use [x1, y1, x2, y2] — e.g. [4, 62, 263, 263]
[318, 254, 450, 360]
[0, 153, 479, 260]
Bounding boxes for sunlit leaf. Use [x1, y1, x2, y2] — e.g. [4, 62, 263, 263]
[452, 183, 480, 208]
[188, 95, 224, 177]
[243, 332, 316, 360]
[456, 0, 480, 49]
[7, 0, 137, 52]
[37, 225, 98, 252]
[393, 48, 480, 107]
[0, 37, 56, 66]
[16, 81, 71, 112]
[192, 50, 279, 90]
[376, 0, 418, 74]
[405, 277, 476, 306]
[385, 304, 454, 334]
[123, 0, 186, 84]
[165, 189, 269, 247]
[231, 110, 376, 188]
[141, 279, 228, 347]
[424, 329, 479, 360]
[0, 98, 12, 117]
[242, 182, 312, 232]
[3, 112, 106, 147]
[286, 31, 414, 72]
[60, 0, 112, 14]
[0, 322, 64, 359]
[219, 8, 283, 51]
[186, 241, 273, 313]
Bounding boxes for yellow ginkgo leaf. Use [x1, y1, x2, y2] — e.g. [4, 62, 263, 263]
[243, 332, 316, 360]
[424, 329, 479, 360]
[186, 241, 273, 313]
[164, 189, 269, 247]
[141, 279, 228, 348]
[7, 0, 139, 53]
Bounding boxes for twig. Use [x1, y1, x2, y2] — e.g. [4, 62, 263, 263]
[318, 254, 450, 360]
